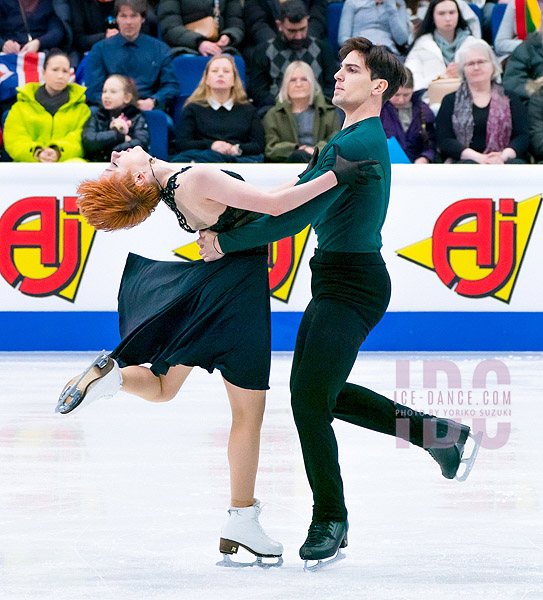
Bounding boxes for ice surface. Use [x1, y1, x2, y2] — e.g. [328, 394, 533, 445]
[0, 352, 541, 600]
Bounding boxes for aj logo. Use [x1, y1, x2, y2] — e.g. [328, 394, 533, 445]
[397, 196, 541, 303]
[173, 226, 312, 303]
[0, 196, 96, 302]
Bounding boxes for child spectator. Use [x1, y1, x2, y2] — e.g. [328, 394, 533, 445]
[82, 75, 150, 162]
[380, 67, 436, 162]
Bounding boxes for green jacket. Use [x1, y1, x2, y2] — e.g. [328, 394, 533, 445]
[4, 82, 90, 162]
[263, 93, 341, 162]
[503, 32, 543, 102]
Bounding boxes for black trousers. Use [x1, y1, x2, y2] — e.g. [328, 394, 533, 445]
[290, 250, 455, 522]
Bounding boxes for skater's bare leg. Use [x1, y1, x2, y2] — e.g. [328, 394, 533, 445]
[120, 364, 193, 403]
[222, 378, 265, 508]
[218, 380, 283, 562]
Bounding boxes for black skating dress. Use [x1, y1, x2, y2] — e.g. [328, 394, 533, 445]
[109, 167, 271, 390]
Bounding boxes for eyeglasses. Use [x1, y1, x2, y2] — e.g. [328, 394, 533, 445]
[464, 59, 491, 69]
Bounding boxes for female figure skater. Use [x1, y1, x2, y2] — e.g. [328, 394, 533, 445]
[55, 145, 377, 566]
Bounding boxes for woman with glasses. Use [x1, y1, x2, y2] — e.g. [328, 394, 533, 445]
[435, 39, 529, 164]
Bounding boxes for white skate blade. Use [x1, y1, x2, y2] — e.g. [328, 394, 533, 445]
[455, 432, 482, 482]
[217, 553, 283, 569]
[303, 549, 346, 572]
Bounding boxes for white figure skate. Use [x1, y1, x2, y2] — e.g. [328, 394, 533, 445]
[56, 352, 122, 414]
[217, 499, 283, 568]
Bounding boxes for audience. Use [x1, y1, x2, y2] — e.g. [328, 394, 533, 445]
[248, 0, 338, 115]
[263, 61, 340, 162]
[82, 75, 150, 162]
[494, 0, 539, 60]
[436, 39, 529, 163]
[380, 67, 436, 162]
[3, 49, 90, 162]
[242, 0, 328, 51]
[0, 0, 537, 165]
[405, 0, 483, 39]
[405, 0, 476, 95]
[338, 0, 410, 56]
[86, 0, 180, 112]
[502, 30, 543, 102]
[71, 0, 158, 59]
[172, 54, 265, 162]
[0, 0, 71, 56]
[158, 0, 244, 57]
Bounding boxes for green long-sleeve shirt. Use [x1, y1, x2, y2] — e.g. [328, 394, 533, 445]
[218, 116, 391, 254]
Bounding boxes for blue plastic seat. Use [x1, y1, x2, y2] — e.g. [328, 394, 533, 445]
[75, 54, 88, 85]
[142, 109, 169, 160]
[491, 3, 508, 43]
[327, 2, 343, 55]
[468, 3, 483, 28]
[387, 136, 411, 164]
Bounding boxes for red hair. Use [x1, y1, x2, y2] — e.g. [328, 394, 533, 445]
[77, 172, 161, 231]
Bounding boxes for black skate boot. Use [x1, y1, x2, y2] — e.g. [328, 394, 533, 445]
[299, 520, 348, 571]
[426, 421, 480, 481]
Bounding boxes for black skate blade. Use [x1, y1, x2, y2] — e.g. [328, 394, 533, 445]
[303, 549, 346, 572]
[217, 553, 283, 569]
[455, 432, 482, 482]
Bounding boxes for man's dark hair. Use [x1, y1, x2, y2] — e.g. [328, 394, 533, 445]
[280, 0, 309, 23]
[415, 0, 470, 40]
[44, 48, 70, 69]
[114, 0, 147, 18]
[339, 37, 407, 104]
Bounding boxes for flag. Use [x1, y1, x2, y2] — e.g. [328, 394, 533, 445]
[0, 52, 45, 102]
[515, 0, 541, 40]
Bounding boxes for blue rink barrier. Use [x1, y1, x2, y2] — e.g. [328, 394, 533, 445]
[0, 312, 541, 352]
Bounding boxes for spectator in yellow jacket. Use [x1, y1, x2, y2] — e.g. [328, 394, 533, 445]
[4, 49, 90, 162]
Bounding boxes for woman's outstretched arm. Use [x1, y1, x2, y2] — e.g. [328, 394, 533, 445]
[182, 148, 378, 217]
[183, 165, 341, 217]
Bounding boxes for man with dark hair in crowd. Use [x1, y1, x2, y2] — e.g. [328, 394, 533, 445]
[86, 0, 179, 112]
[243, 0, 328, 50]
[247, 0, 338, 115]
[71, 0, 158, 58]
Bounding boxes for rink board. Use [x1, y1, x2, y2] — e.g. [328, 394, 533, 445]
[0, 163, 541, 351]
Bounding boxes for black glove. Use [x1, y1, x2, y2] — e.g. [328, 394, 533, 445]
[297, 147, 319, 179]
[331, 143, 381, 187]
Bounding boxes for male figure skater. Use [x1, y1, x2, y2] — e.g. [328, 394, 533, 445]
[198, 37, 479, 569]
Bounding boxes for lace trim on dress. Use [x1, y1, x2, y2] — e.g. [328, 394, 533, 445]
[160, 166, 195, 233]
[160, 166, 263, 234]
